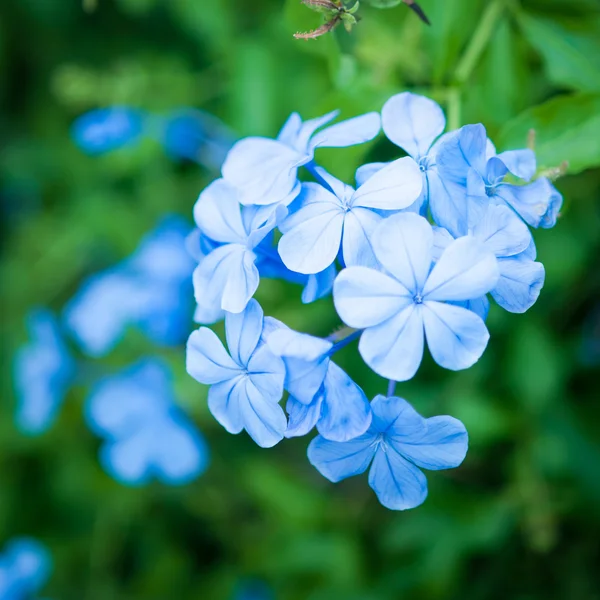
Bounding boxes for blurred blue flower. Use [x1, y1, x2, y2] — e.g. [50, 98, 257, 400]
[436, 124, 563, 234]
[267, 327, 372, 441]
[234, 579, 274, 600]
[13, 309, 74, 435]
[192, 179, 277, 314]
[277, 160, 422, 274]
[0, 538, 52, 600]
[221, 110, 381, 207]
[186, 299, 287, 448]
[71, 107, 145, 155]
[334, 213, 499, 381]
[64, 216, 195, 356]
[308, 395, 468, 510]
[86, 358, 209, 486]
[161, 109, 235, 169]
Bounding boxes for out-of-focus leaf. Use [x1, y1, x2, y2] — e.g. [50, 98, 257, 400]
[362, 0, 402, 7]
[517, 12, 600, 93]
[498, 93, 600, 173]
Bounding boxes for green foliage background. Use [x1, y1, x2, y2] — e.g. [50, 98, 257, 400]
[1, 0, 600, 598]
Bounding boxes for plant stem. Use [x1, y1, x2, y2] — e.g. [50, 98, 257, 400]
[387, 379, 397, 397]
[328, 328, 361, 353]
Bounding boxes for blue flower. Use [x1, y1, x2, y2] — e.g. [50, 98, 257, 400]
[161, 108, 235, 169]
[221, 110, 381, 207]
[436, 124, 562, 234]
[13, 310, 74, 435]
[71, 107, 145, 155]
[308, 395, 468, 510]
[186, 299, 287, 448]
[0, 538, 52, 599]
[64, 216, 195, 356]
[333, 212, 499, 381]
[192, 179, 278, 314]
[277, 160, 422, 274]
[86, 358, 209, 486]
[437, 205, 545, 316]
[267, 328, 372, 441]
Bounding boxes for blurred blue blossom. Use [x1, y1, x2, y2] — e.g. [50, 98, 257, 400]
[308, 395, 468, 510]
[267, 327, 371, 441]
[186, 300, 286, 448]
[234, 579, 275, 600]
[71, 107, 145, 154]
[13, 309, 74, 435]
[334, 212, 499, 381]
[0, 538, 52, 600]
[221, 110, 381, 207]
[277, 160, 422, 274]
[86, 358, 208, 486]
[64, 216, 195, 357]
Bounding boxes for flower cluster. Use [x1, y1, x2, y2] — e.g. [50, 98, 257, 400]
[185, 91, 562, 510]
[0, 538, 51, 599]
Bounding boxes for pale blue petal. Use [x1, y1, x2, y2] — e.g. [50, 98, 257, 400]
[485, 156, 509, 184]
[351, 157, 423, 210]
[334, 267, 412, 328]
[302, 263, 337, 303]
[317, 362, 372, 442]
[359, 305, 425, 381]
[207, 376, 246, 434]
[186, 327, 242, 383]
[370, 394, 426, 436]
[222, 250, 260, 313]
[368, 447, 428, 510]
[193, 178, 247, 244]
[492, 256, 545, 313]
[307, 433, 377, 482]
[381, 92, 445, 159]
[278, 194, 345, 274]
[311, 165, 355, 200]
[342, 208, 382, 268]
[277, 112, 303, 146]
[267, 329, 331, 404]
[247, 345, 286, 401]
[293, 110, 339, 152]
[390, 415, 468, 471]
[193, 301, 225, 325]
[451, 296, 490, 321]
[310, 112, 381, 150]
[436, 123, 487, 184]
[221, 137, 304, 206]
[285, 395, 323, 438]
[100, 431, 152, 485]
[497, 149, 536, 181]
[153, 415, 209, 483]
[355, 162, 387, 187]
[496, 177, 563, 229]
[225, 299, 263, 367]
[471, 204, 532, 257]
[422, 301, 490, 370]
[466, 167, 487, 199]
[422, 236, 499, 301]
[431, 226, 454, 262]
[240, 379, 287, 447]
[372, 212, 433, 293]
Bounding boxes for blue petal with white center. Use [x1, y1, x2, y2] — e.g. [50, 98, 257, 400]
[308, 395, 468, 510]
[186, 299, 287, 448]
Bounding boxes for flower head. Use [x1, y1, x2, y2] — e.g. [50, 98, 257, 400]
[0, 538, 52, 599]
[308, 395, 468, 510]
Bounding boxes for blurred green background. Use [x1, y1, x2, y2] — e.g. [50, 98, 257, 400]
[1, 0, 600, 598]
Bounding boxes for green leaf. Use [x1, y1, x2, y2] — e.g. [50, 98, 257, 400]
[362, 0, 402, 7]
[517, 12, 600, 93]
[498, 93, 600, 174]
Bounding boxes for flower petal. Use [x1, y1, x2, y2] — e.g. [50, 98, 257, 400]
[193, 179, 247, 243]
[372, 212, 433, 293]
[334, 266, 412, 329]
[310, 112, 381, 150]
[186, 327, 242, 383]
[368, 447, 428, 510]
[381, 92, 445, 159]
[390, 415, 468, 471]
[342, 207, 382, 269]
[422, 301, 490, 370]
[308, 433, 377, 482]
[225, 298, 263, 367]
[100, 432, 152, 485]
[247, 345, 286, 402]
[240, 379, 287, 448]
[355, 162, 387, 187]
[207, 376, 246, 434]
[492, 256, 545, 313]
[317, 362, 372, 442]
[472, 204, 532, 257]
[351, 157, 423, 210]
[422, 236, 499, 301]
[370, 395, 426, 436]
[359, 305, 425, 381]
[285, 395, 323, 438]
[436, 123, 488, 185]
[451, 296, 491, 321]
[293, 110, 340, 152]
[301, 263, 337, 304]
[277, 111, 303, 146]
[497, 149, 536, 181]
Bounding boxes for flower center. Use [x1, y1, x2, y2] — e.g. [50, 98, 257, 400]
[413, 293, 423, 304]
